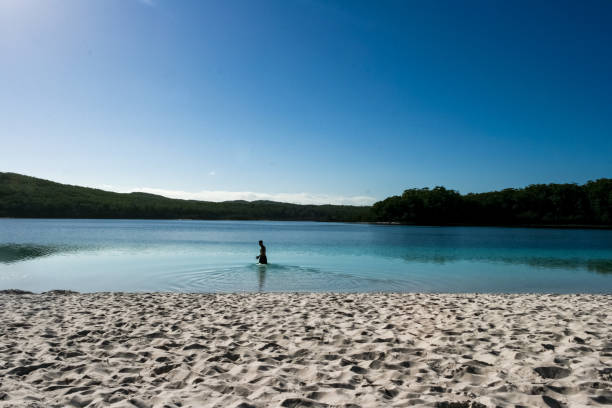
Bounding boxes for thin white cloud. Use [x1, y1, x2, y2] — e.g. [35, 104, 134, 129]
[98, 185, 375, 206]
[208, 171, 216, 176]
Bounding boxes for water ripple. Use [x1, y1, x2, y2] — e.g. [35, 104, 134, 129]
[150, 263, 416, 293]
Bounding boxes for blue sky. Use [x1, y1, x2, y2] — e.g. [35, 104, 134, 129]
[1, 0, 611, 204]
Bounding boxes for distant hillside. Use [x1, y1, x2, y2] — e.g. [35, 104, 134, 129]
[2, 172, 611, 227]
[0, 173, 373, 221]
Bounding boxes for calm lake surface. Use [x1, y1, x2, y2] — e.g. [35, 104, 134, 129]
[1, 219, 611, 293]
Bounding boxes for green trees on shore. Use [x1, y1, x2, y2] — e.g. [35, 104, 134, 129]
[372, 179, 611, 226]
[1, 172, 610, 226]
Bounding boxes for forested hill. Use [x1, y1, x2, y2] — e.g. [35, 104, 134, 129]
[372, 179, 612, 227]
[0, 173, 372, 221]
[1, 172, 611, 227]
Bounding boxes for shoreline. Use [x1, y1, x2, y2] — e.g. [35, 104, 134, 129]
[2, 217, 612, 230]
[2, 289, 612, 295]
[1, 292, 610, 407]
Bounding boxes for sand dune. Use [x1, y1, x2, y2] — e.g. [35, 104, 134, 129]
[0, 292, 610, 407]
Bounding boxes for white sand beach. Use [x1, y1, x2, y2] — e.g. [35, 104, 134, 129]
[0, 292, 610, 408]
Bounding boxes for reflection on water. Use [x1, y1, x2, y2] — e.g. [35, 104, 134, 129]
[402, 254, 612, 274]
[257, 264, 266, 291]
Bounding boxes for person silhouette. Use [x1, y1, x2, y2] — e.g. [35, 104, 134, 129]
[256, 240, 267, 264]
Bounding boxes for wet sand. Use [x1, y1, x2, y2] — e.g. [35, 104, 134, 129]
[0, 292, 610, 407]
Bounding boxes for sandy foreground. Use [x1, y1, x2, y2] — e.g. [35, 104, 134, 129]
[0, 292, 610, 408]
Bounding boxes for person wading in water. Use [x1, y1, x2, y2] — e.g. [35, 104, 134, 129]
[256, 240, 267, 264]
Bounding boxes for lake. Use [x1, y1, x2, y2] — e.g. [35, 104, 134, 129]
[1, 219, 611, 293]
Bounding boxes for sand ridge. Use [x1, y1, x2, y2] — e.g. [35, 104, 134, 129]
[0, 292, 610, 407]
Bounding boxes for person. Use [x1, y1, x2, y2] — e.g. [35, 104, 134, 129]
[256, 240, 267, 264]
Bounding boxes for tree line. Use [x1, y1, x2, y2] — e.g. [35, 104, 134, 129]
[1, 172, 610, 226]
[372, 179, 611, 226]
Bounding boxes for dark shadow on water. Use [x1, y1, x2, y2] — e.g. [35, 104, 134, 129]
[0, 244, 81, 264]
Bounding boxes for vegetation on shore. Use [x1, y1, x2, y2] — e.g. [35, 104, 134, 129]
[1, 172, 610, 227]
[0, 173, 371, 221]
[373, 179, 611, 226]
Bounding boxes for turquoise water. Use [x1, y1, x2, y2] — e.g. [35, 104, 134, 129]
[1, 219, 611, 293]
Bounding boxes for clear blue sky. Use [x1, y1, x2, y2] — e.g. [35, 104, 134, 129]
[1, 0, 611, 204]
